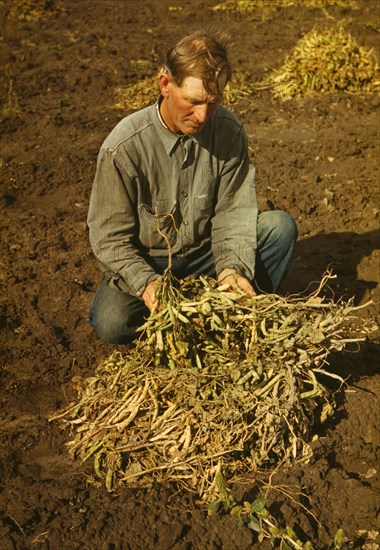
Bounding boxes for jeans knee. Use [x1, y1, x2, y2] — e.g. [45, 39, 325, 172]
[88, 306, 133, 345]
[93, 322, 124, 345]
[278, 211, 298, 244]
[259, 210, 297, 247]
[88, 278, 147, 344]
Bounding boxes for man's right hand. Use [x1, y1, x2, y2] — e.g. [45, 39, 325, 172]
[142, 278, 162, 312]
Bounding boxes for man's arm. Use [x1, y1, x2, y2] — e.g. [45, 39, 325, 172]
[87, 147, 160, 298]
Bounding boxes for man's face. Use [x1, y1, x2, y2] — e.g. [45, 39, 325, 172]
[159, 75, 225, 135]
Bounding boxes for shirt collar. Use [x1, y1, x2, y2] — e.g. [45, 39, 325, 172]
[155, 98, 168, 129]
[150, 97, 180, 155]
[152, 97, 203, 155]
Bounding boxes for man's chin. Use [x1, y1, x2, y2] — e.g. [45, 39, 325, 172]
[183, 123, 203, 135]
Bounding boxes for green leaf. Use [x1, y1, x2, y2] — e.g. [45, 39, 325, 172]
[250, 498, 267, 513]
[257, 507, 269, 518]
[286, 526, 297, 537]
[334, 528, 350, 548]
[248, 516, 261, 532]
[223, 495, 236, 512]
[269, 526, 284, 539]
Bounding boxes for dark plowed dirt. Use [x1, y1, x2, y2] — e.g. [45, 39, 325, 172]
[1, 1, 379, 548]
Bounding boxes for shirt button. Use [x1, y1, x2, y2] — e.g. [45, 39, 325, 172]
[184, 220, 189, 225]
[183, 192, 188, 197]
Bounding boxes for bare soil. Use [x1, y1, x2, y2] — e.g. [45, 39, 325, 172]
[1, 1, 379, 548]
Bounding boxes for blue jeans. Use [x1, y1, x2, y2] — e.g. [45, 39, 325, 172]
[88, 210, 297, 344]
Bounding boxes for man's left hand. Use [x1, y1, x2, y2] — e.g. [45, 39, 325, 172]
[219, 274, 255, 297]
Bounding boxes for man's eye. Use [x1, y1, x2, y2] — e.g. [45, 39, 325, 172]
[186, 99, 219, 106]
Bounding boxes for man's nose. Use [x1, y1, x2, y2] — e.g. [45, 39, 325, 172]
[194, 104, 210, 124]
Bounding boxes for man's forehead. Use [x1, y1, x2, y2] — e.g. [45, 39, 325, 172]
[180, 76, 209, 95]
[179, 76, 224, 100]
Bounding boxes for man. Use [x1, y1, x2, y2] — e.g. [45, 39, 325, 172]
[87, 31, 297, 344]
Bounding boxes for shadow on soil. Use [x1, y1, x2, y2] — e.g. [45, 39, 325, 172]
[286, 228, 380, 302]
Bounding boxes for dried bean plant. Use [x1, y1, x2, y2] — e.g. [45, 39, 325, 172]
[213, 0, 359, 12]
[6, 0, 64, 21]
[264, 23, 379, 99]
[116, 21, 379, 112]
[51, 270, 375, 501]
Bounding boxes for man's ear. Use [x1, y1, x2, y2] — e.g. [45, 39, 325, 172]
[159, 72, 172, 98]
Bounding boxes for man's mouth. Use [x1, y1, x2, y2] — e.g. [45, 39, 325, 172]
[187, 121, 202, 128]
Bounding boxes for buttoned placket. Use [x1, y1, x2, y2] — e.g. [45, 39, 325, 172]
[177, 136, 195, 251]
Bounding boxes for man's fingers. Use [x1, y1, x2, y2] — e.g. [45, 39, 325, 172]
[142, 278, 161, 312]
[235, 276, 255, 297]
[219, 274, 255, 296]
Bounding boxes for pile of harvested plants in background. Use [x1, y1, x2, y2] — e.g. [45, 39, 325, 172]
[212, 0, 358, 13]
[264, 23, 379, 99]
[52, 271, 375, 506]
[116, 20, 379, 111]
[115, 73, 159, 111]
[6, 0, 64, 21]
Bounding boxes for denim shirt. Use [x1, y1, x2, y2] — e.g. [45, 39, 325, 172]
[87, 101, 258, 297]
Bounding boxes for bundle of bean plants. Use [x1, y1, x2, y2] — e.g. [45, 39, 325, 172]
[52, 271, 374, 503]
[265, 23, 379, 99]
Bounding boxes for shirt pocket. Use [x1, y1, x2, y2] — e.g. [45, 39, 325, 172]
[139, 200, 178, 251]
[194, 193, 214, 238]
